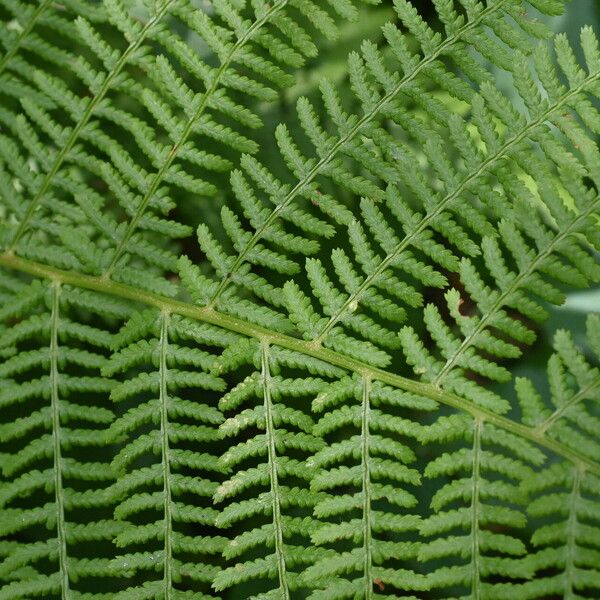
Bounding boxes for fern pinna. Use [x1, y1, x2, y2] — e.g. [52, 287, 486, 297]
[1, 0, 600, 598]
[103, 310, 231, 598]
[0, 276, 124, 599]
[211, 340, 337, 597]
[305, 376, 433, 598]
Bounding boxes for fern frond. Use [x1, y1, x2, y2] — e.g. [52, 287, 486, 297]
[2, 232, 600, 597]
[1, 0, 599, 596]
[507, 315, 600, 598]
[213, 340, 341, 597]
[383, 32, 600, 418]
[0, 280, 124, 599]
[104, 309, 231, 598]
[400, 183, 599, 414]
[288, 28, 598, 373]
[518, 464, 600, 599]
[517, 313, 600, 464]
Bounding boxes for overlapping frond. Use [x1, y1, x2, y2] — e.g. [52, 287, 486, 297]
[273, 26, 598, 379]
[520, 465, 600, 599]
[396, 29, 600, 412]
[103, 309, 235, 598]
[0, 278, 126, 599]
[400, 185, 599, 414]
[190, 0, 567, 324]
[212, 339, 342, 597]
[1, 0, 371, 295]
[303, 375, 434, 598]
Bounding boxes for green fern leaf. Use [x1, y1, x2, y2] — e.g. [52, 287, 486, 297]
[0, 0, 370, 294]
[304, 376, 431, 597]
[191, 0, 565, 325]
[212, 341, 339, 597]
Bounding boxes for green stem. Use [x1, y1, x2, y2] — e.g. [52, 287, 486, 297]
[1, 252, 599, 477]
[50, 283, 69, 599]
[158, 311, 173, 598]
[260, 343, 290, 599]
[361, 377, 373, 599]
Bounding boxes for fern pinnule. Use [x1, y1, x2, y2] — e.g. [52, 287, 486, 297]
[399, 289, 515, 416]
[192, 0, 562, 323]
[179, 251, 293, 333]
[304, 375, 433, 598]
[212, 340, 341, 597]
[0, 280, 121, 600]
[0, 0, 105, 117]
[104, 310, 232, 599]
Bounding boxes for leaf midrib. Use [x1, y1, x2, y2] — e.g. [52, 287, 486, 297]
[564, 466, 582, 596]
[261, 343, 290, 599]
[50, 283, 70, 599]
[470, 418, 482, 600]
[361, 376, 373, 600]
[158, 312, 174, 598]
[3, 251, 598, 477]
